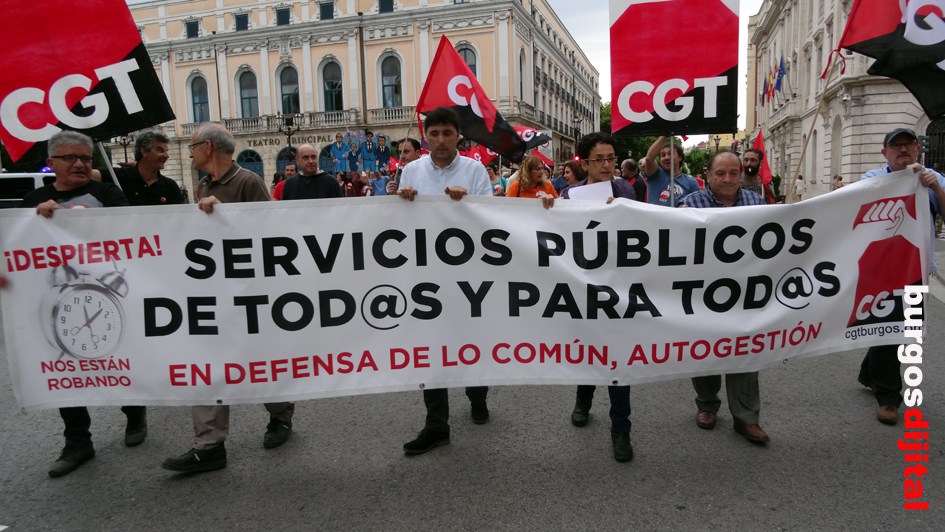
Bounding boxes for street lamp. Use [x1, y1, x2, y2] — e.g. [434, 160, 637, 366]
[114, 134, 135, 164]
[713, 135, 721, 153]
[278, 113, 304, 160]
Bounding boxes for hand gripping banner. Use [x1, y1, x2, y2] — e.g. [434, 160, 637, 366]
[0, 0, 175, 162]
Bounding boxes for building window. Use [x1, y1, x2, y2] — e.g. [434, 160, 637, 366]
[276, 7, 290, 26]
[455, 0, 470, 3]
[319, 2, 334, 20]
[191, 77, 210, 123]
[280, 66, 300, 114]
[323, 61, 343, 112]
[186, 20, 199, 38]
[235, 13, 249, 31]
[457, 46, 476, 77]
[379, 0, 394, 13]
[381, 56, 403, 108]
[239, 71, 259, 118]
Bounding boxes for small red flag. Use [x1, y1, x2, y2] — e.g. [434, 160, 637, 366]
[751, 130, 773, 186]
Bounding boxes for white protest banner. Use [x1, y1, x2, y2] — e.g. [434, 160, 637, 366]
[0, 173, 928, 411]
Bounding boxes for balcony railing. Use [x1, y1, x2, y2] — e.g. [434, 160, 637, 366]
[369, 106, 416, 124]
[178, 107, 413, 138]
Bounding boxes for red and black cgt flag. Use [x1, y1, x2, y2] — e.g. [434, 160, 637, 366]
[513, 126, 552, 150]
[609, 0, 738, 136]
[0, 0, 175, 162]
[838, 0, 945, 119]
[416, 37, 527, 163]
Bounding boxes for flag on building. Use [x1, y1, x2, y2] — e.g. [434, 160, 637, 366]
[775, 54, 786, 92]
[837, 0, 945, 118]
[416, 37, 527, 162]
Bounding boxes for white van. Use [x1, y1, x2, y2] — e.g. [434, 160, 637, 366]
[0, 173, 54, 208]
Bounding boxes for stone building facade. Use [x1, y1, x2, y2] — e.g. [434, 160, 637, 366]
[121, 0, 600, 195]
[749, 0, 945, 200]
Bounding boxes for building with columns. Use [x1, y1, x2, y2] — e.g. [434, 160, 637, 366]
[749, 0, 945, 200]
[122, 0, 600, 195]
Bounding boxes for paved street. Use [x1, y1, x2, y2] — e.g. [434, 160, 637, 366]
[1, 244, 944, 531]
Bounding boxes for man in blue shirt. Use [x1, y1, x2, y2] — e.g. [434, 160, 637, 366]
[680, 151, 770, 444]
[858, 127, 945, 425]
[642, 135, 700, 207]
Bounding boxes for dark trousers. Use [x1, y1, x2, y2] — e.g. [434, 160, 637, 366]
[858, 344, 902, 407]
[423, 386, 488, 433]
[60, 406, 146, 447]
[575, 385, 632, 433]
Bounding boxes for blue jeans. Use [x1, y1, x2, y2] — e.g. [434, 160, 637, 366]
[575, 385, 631, 433]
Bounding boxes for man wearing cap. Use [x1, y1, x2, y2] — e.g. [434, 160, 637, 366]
[857, 127, 945, 425]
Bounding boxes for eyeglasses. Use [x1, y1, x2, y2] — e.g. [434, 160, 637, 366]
[50, 154, 93, 164]
[887, 141, 916, 150]
[188, 140, 208, 153]
[586, 156, 617, 165]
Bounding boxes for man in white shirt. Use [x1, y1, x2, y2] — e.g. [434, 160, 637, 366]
[394, 107, 492, 454]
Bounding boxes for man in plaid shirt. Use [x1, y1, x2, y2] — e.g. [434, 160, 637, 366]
[679, 151, 769, 444]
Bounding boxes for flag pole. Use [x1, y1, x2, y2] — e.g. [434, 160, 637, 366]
[785, 50, 840, 204]
[96, 141, 123, 192]
[669, 133, 676, 207]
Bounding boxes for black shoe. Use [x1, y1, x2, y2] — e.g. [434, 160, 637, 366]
[263, 420, 292, 449]
[571, 400, 591, 427]
[161, 444, 227, 473]
[471, 400, 489, 424]
[124, 410, 148, 447]
[49, 443, 95, 478]
[403, 429, 450, 455]
[611, 431, 634, 462]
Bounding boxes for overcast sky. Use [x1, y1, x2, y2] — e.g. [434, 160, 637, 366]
[546, 0, 765, 133]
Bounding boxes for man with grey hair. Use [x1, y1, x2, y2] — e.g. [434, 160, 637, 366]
[19, 130, 144, 477]
[113, 131, 184, 205]
[162, 123, 293, 474]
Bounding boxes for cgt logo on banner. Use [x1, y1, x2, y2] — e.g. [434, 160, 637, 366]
[0, 172, 930, 410]
[609, 0, 739, 135]
[847, 195, 924, 330]
[0, 0, 175, 162]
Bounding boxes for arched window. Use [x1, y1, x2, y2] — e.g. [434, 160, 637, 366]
[457, 46, 476, 77]
[280, 66, 300, 114]
[381, 56, 402, 108]
[191, 77, 210, 123]
[239, 71, 259, 118]
[927, 117, 945, 171]
[323, 61, 343, 112]
[236, 149, 263, 178]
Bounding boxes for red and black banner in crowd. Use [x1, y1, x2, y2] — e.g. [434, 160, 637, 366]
[837, 0, 945, 119]
[416, 37, 527, 163]
[609, 0, 738, 136]
[513, 126, 552, 150]
[0, 0, 175, 162]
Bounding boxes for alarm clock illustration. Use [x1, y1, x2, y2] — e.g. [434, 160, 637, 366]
[41, 263, 129, 360]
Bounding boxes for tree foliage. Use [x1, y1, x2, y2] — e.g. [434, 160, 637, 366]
[599, 102, 658, 165]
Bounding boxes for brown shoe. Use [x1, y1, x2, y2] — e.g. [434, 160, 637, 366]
[735, 423, 770, 444]
[696, 410, 717, 430]
[877, 405, 898, 425]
